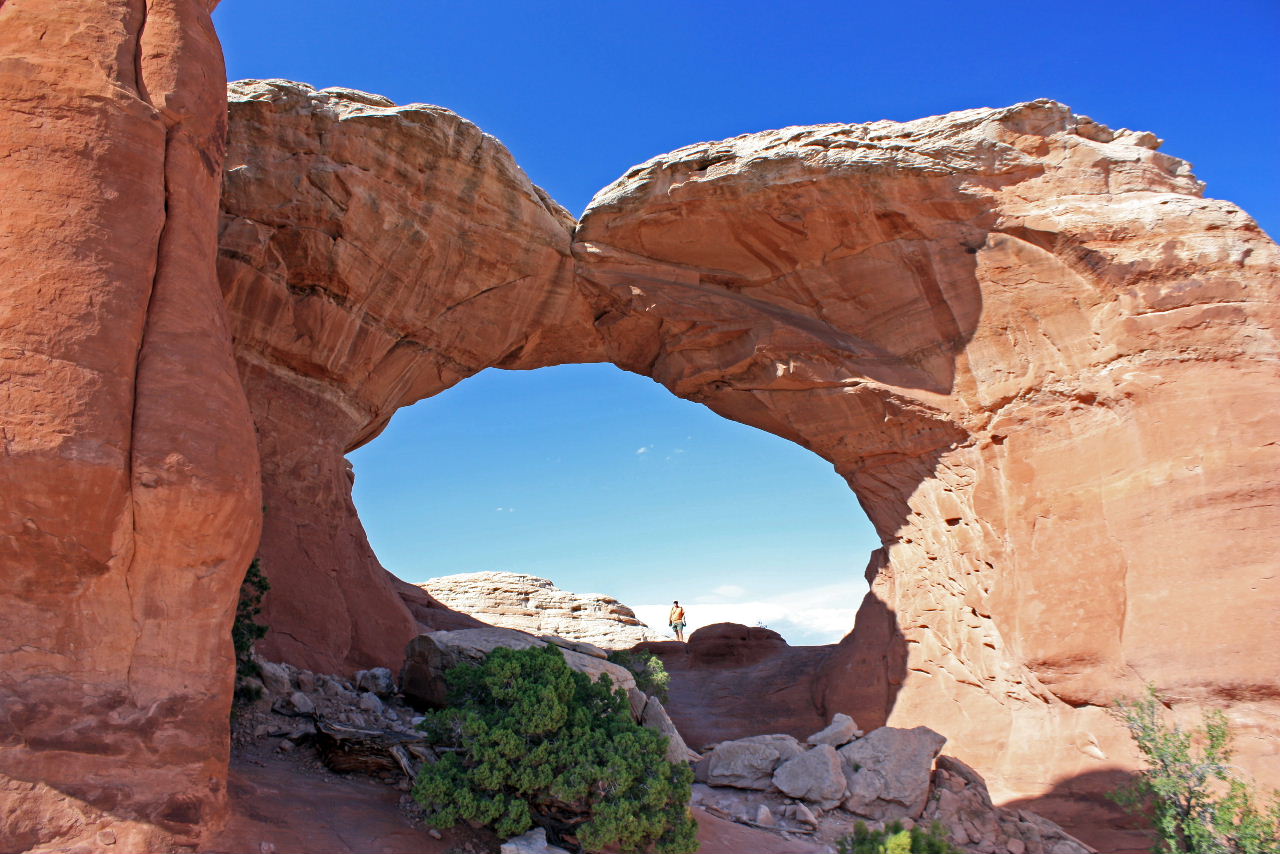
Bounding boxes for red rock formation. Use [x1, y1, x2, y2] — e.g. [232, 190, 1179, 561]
[0, 1, 260, 850]
[220, 89, 1279, 838]
[4, 11, 1276, 843]
[217, 80, 601, 675]
[418, 571, 664, 648]
[636, 628, 836, 751]
[572, 103, 1280, 832]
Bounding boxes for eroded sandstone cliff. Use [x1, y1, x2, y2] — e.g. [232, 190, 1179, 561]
[3, 7, 1277, 846]
[0, 2, 260, 850]
[219, 84, 1280, 844]
[418, 572, 664, 648]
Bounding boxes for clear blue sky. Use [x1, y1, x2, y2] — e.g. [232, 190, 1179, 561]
[214, 0, 1279, 643]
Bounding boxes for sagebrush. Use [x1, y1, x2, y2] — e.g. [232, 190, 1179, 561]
[1110, 685, 1280, 853]
[413, 644, 698, 853]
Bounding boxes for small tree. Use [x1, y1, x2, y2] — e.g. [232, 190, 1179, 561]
[413, 644, 698, 853]
[232, 558, 270, 688]
[836, 820, 961, 854]
[607, 649, 671, 702]
[1110, 685, 1280, 853]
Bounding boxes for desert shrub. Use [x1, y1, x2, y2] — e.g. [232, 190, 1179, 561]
[413, 644, 698, 853]
[232, 558, 270, 692]
[1110, 685, 1280, 853]
[607, 649, 671, 702]
[836, 820, 961, 854]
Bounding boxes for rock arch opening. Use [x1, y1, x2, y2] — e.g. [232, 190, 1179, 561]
[5, 7, 1277, 849]
[345, 361, 878, 647]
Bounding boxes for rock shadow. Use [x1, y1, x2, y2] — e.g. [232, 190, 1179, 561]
[998, 767, 1154, 854]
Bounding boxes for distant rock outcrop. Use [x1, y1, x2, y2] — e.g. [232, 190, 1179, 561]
[418, 572, 664, 649]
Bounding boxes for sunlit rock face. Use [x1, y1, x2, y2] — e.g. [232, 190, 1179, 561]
[217, 80, 602, 675]
[572, 101, 1280, 825]
[576, 101, 1274, 814]
[221, 88, 1279, 830]
[418, 572, 664, 648]
[6, 15, 1277, 845]
[0, 2, 260, 851]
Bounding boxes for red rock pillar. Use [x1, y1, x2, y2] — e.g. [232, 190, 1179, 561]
[0, 0, 259, 849]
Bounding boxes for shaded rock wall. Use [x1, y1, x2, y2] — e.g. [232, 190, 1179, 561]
[0, 1, 261, 850]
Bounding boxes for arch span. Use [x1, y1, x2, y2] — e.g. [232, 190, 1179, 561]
[218, 82, 1280, 818]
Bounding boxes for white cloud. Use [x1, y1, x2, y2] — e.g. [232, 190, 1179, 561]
[631, 580, 866, 646]
[635, 446, 652, 455]
[711, 584, 746, 599]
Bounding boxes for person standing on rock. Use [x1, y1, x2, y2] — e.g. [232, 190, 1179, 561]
[669, 601, 687, 642]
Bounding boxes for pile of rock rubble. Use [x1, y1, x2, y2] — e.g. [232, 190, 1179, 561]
[691, 713, 1096, 853]
[236, 627, 1096, 854]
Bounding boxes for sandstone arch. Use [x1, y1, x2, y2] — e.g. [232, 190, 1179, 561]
[219, 81, 1280, 819]
[2, 4, 1277, 845]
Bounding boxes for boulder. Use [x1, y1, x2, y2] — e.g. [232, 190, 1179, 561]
[735, 734, 805, 763]
[357, 692, 384, 714]
[807, 713, 859, 747]
[772, 744, 847, 806]
[287, 692, 316, 716]
[641, 695, 699, 764]
[922, 755, 1097, 853]
[258, 660, 292, 697]
[500, 827, 571, 854]
[698, 736, 803, 790]
[838, 726, 946, 820]
[355, 667, 396, 696]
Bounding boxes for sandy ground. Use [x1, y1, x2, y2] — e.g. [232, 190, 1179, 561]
[205, 746, 829, 854]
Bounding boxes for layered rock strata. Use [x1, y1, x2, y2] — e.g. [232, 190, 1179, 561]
[217, 80, 601, 674]
[219, 84, 1279, 833]
[2, 21, 1276, 846]
[570, 104, 1280, 816]
[418, 572, 663, 648]
[0, 3, 260, 851]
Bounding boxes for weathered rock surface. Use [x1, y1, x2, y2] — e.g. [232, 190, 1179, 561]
[571, 101, 1280, 842]
[4, 16, 1277, 845]
[773, 744, 848, 806]
[419, 572, 663, 649]
[692, 724, 1095, 853]
[220, 83, 1280, 839]
[696, 735, 806, 790]
[500, 827, 571, 854]
[0, 3, 261, 850]
[637, 631, 837, 750]
[838, 726, 948, 820]
[218, 79, 599, 676]
[807, 713, 860, 747]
